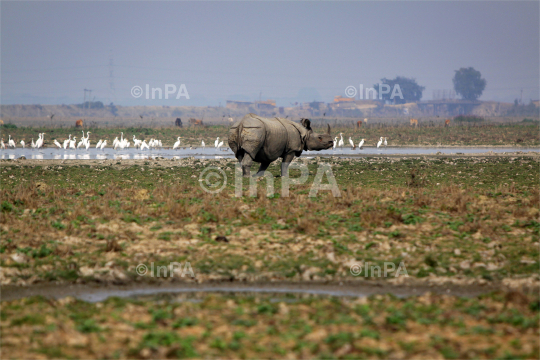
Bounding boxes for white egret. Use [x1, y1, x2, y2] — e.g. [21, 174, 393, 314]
[214, 137, 220, 148]
[358, 138, 365, 149]
[85, 132, 91, 149]
[201, 140, 205, 148]
[140, 140, 149, 150]
[0, 139, 5, 149]
[100, 140, 107, 150]
[376, 137, 383, 148]
[96, 139, 103, 149]
[36, 133, 44, 149]
[20, 140, 25, 148]
[8, 135, 16, 148]
[217, 140, 223, 149]
[384, 137, 387, 148]
[54, 139, 62, 148]
[80, 130, 86, 145]
[119, 135, 128, 149]
[349, 137, 355, 149]
[63, 135, 71, 149]
[173, 137, 181, 149]
[333, 137, 338, 150]
[31, 139, 36, 149]
[133, 135, 141, 148]
[338, 133, 344, 150]
[69, 136, 77, 149]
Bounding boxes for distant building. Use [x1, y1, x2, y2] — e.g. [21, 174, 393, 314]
[226, 100, 253, 110]
[307, 101, 325, 110]
[416, 99, 481, 116]
[226, 99, 276, 112]
[254, 100, 276, 112]
[334, 96, 355, 103]
[255, 100, 276, 107]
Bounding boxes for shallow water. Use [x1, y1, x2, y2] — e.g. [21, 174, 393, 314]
[1, 146, 538, 160]
[1, 282, 494, 302]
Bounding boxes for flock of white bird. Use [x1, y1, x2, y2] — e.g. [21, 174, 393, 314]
[1, 132, 226, 151]
[333, 133, 388, 150]
[1, 133, 47, 150]
[2, 132, 384, 152]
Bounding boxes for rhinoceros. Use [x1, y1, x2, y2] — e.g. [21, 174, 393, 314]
[228, 113, 333, 177]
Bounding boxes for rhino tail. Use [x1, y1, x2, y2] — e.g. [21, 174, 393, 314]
[237, 121, 243, 149]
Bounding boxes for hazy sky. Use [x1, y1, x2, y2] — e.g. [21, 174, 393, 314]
[2, 1, 539, 106]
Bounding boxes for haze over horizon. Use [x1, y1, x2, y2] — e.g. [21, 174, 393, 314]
[2, 1, 539, 107]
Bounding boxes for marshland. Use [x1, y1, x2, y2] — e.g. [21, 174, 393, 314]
[2, 1, 540, 358]
[1, 142, 539, 358]
[1, 120, 539, 149]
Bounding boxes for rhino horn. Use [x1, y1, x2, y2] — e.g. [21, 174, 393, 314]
[327, 124, 331, 134]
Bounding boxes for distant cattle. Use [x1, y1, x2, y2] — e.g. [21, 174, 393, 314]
[175, 118, 183, 127]
[356, 120, 362, 128]
[228, 117, 234, 123]
[189, 118, 204, 127]
[445, 119, 451, 127]
[75, 119, 84, 128]
[410, 119, 418, 127]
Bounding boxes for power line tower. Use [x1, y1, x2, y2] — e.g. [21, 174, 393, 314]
[108, 51, 116, 104]
[84, 89, 92, 116]
[84, 88, 93, 103]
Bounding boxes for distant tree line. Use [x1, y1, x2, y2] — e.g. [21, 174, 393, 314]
[374, 77, 425, 104]
[75, 101, 118, 116]
[76, 101, 104, 109]
[373, 66, 488, 104]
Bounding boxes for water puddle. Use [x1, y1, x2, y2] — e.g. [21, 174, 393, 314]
[1, 282, 496, 303]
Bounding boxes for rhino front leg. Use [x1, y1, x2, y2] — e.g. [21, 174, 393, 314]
[241, 154, 254, 177]
[280, 153, 296, 177]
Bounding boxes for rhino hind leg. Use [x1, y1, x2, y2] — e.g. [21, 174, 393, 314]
[241, 154, 254, 177]
[253, 161, 271, 178]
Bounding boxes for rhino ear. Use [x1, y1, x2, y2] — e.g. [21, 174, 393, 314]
[301, 118, 312, 131]
[327, 124, 331, 135]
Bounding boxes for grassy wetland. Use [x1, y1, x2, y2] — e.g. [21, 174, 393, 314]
[1, 120, 539, 147]
[2, 291, 539, 359]
[1, 145, 539, 358]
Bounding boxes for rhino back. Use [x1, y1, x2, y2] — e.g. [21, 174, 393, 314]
[256, 117, 288, 160]
[229, 114, 296, 161]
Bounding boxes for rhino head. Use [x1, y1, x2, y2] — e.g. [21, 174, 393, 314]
[300, 118, 333, 151]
